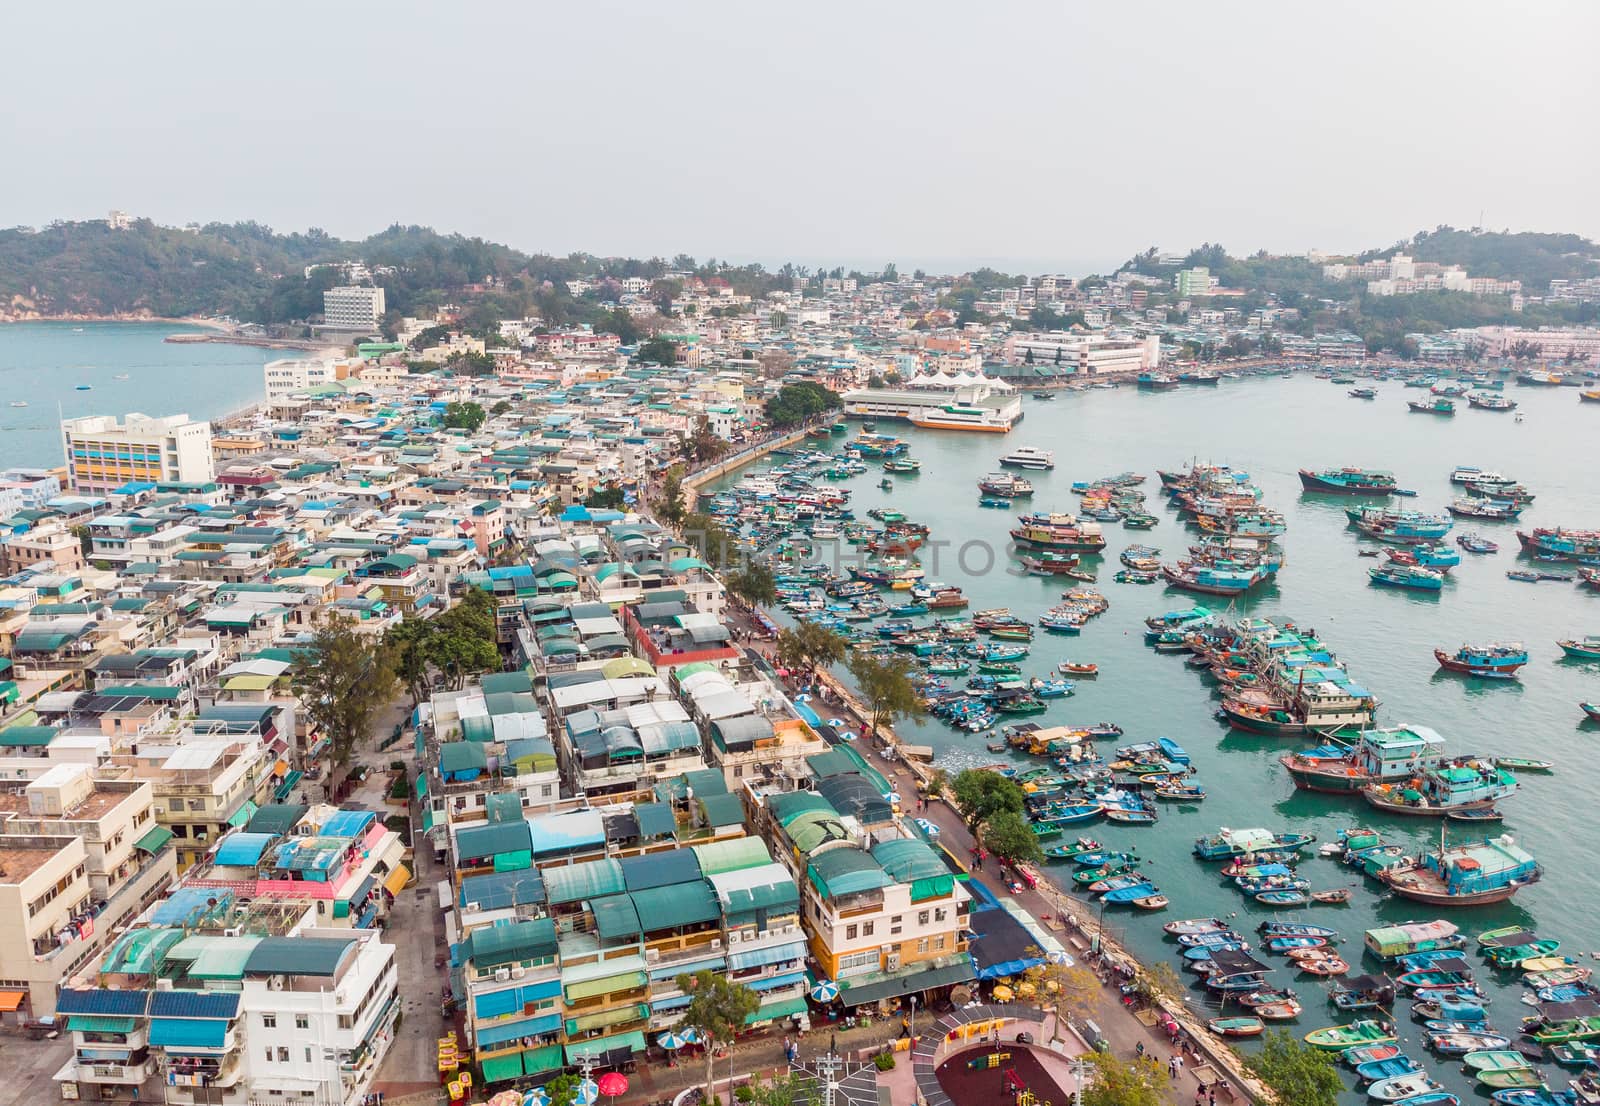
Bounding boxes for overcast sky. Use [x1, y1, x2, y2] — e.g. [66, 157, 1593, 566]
[5, 1, 1597, 275]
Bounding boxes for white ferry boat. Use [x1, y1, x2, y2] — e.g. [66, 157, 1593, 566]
[998, 446, 1055, 470]
[840, 371, 1021, 433]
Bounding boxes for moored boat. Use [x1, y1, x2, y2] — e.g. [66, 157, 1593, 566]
[1379, 834, 1543, 907]
[1299, 467, 1399, 495]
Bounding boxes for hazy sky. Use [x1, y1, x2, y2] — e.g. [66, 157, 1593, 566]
[5, 1, 1597, 275]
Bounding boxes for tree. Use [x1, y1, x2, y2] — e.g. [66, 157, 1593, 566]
[950, 769, 1026, 830]
[544, 1073, 581, 1106]
[489, 399, 511, 416]
[1080, 1051, 1166, 1106]
[845, 650, 925, 740]
[676, 970, 760, 1106]
[1244, 1031, 1344, 1106]
[71, 524, 93, 558]
[681, 511, 735, 570]
[426, 588, 500, 689]
[583, 486, 627, 511]
[291, 618, 400, 771]
[774, 621, 847, 678]
[385, 617, 435, 706]
[690, 416, 729, 463]
[440, 401, 486, 431]
[656, 464, 688, 526]
[920, 767, 949, 803]
[981, 809, 1043, 866]
[638, 336, 679, 365]
[1135, 961, 1183, 1005]
[764, 382, 841, 427]
[735, 1073, 821, 1106]
[1024, 348, 1035, 365]
[723, 561, 778, 608]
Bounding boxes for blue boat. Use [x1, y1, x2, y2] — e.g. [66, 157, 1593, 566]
[1369, 564, 1445, 591]
[1157, 737, 1190, 765]
[1357, 1056, 1422, 1083]
[1101, 882, 1159, 903]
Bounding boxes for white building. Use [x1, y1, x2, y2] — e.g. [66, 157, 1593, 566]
[1006, 333, 1161, 376]
[322, 286, 387, 332]
[61, 412, 215, 494]
[263, 354, 359, 400]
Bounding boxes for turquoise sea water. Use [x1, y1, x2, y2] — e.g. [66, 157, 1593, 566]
[715, 376, 1600, 1101]
[0, 322, 275, 470]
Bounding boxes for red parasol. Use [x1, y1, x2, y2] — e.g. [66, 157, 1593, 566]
[597, 1072, 629, 1099]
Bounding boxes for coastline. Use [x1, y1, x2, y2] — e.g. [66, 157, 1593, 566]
[0, 312, 231, 330]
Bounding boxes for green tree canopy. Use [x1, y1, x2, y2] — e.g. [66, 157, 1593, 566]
[980, 809, 1043, 866]
[1081, 1051, 1166, 1106]
[950, 769, 1026, 830]
[723, 561, 778, 608]
[655, 464, 688, 526]
[638, 336, 679, 365]
[440, 401, 486, 431]
[291, 617, 400, 771]
[774, 621, 847, 676]
[845, 651, 926, 739]
[676, 970, 760, 1104]
[764, 382, 841, 427]
[1244, 1030, 1343, 1106]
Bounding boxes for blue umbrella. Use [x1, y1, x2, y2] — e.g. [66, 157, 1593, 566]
[575, 1079, 599, 1106]
[521, 1090, 550, 1106]
[657, 1030, 692, 1050]
[810, 979, 841, 1003]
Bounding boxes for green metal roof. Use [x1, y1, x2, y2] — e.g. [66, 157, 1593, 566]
[0, 724, 57, 747]
[769, 791, 837, 825]
[807, 848, 890, 900]
[464, 917, 558, 968]
[870, 837, 948, 882]
[589, 893, 642, 940]
[65, 1015, 137, 1034]
[699, 792, 746, 828]
[543, 858, 625, 905]
[632, 801, 677, 840]
[439, 741, 489, 772]
[243, 936, 355, 977]
[688, 836, 773, 876]
[629, 881, 720, 931]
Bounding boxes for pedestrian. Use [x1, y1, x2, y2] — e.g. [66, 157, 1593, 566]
[1175, 1054, 1185, 1075]
[899, 1015, 911, 1039]
[1168, 1056, 1178, 1080]
[1208, 1088, 1217, 1106]
[1194, 1088, 1206, 1106]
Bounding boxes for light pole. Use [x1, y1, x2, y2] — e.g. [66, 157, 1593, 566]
[908, 994, 916, 1037]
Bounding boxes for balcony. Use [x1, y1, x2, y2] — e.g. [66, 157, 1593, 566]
[55, 1056, 154, 1086]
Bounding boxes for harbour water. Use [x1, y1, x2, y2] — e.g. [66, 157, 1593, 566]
[0, 321, 275, 470]
[714, 375, 1600, 1101]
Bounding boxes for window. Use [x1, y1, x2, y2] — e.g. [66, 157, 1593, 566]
[917, 911, 929, 926]
[933, 935, 945, 951]
[934, 908, 947, 922]
[862, 921, 874, 937]
[304, 1047, 313, 1063]
[917, 938, 929, 955]
[277, 1047, 289, 1062]
[263, 1014, 277, 1029]
[169, 798, 183, 812]
[845, 924, 857, 941]
[836, 948, 879, 978]
[295, 1015, 309, 1030]
[265, 1048, 274, 1063]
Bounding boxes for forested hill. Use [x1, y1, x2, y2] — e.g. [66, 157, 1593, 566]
[0, 219, 785, 328]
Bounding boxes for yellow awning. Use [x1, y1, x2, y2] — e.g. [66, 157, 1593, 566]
[223, 674, 279, 691]
[383, 865, 412, 896]
[273, 759, 289, 777]
[0, 990, 26, 1012]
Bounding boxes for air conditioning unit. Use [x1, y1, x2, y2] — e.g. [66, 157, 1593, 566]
[709, 938, 722, 950]
[269, 975, 285, 991]
[885, 951, 901, 972]
[494, 968, 511, 982]
[224, 927, 242, 937]
[510, 966, 526, 980]
[644, 948, 660, 964]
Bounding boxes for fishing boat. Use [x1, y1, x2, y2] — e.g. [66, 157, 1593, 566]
[1305, 1021, 1397, 1051]
[1506, 571, 1541, 583]
[1557, 636, 1600, 660]
[1462, 1051, 1533, 1074]
[882, 458, 921, 474]
[1364, 921, 1464, 960]
[1154, 782, 1205, 802]
[1299, 467, 1399, 495]
[1360, 760, 1517, 817]
[1280, 726, 1448, 795]
[1137, 372, 1179, 390]
[1193, 827, 1316, 860]
[1369, 1072, 1447, 1101]
[1058, 661, 1099, 676]
[1491, 756, 1553, 773]
[1468, 392, 1518, 411]
[1408, 397, 1457, 415]
[1311, 888, 1352, 904]
[1010, 512, 1108, 553]
[1369, 564, 1445, 591]
[1350, 387, 1378, 399]
[1584, 703, 1600, 722]
[1484, 938, 1561, 968]
[1208, 1016, 1265, 1037]
[1379, 833, 1543, 906]
[7, 400, 26, 408]
[1355, 1055, 1421, 1083]
[1031, 391, 1054, 400]
[1342, 1044, 1404, 1068]
[1446, 809, 1505, 825]
[1449, 498, 1523, 520]
[1457, 533, 1500, 553]
[1018, 552, 1083, 576]
[1475, 1070, 1545, 1090]
[1163, 917, 1228, 936]
[979, 496, 1014, 509]
[1518, 527, 1600, 562]
[1431, 1031, 1513, 1055]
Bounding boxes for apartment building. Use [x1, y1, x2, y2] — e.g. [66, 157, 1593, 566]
[0, 524, 86, 574]
[263, 354, 359, 401]
[61, 413, 215, 495]
[322, 286, 386, 332]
